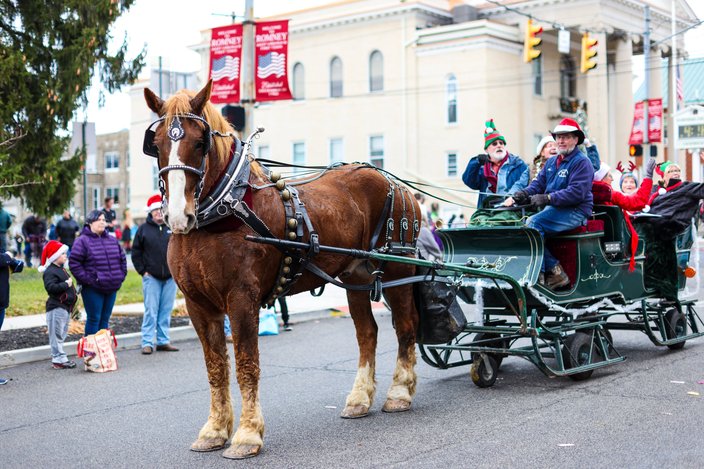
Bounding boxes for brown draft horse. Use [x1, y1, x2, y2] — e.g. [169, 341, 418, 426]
[144, 81, 420, 459]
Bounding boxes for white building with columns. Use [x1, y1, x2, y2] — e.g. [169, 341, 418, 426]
[128, 0, 699, 218]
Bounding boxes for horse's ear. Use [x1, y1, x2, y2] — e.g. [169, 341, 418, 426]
[144, 88, 165, 116]
[190, 80, 213, 116]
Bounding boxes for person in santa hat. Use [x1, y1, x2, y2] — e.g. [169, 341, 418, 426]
[462, 118, 528, 208]
[503, 118, 594, 289]
[634, 161, 704, 302]
[39, 240, 78, 369]
[131, 194, 179, 354]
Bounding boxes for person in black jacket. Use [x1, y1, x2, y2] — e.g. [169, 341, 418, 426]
[132, 195, 178, 355]
[38, 241, 77, 369]
[0, 249, 24, 384]
[636, 161, 704, 302]
[55, 210, 80, 253]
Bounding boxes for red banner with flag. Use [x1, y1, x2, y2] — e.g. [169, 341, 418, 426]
[255, 20, 292, 101]
[628, 101, 644, 145]
[647, 98, 662, 143]
[209, 24, 243, 104]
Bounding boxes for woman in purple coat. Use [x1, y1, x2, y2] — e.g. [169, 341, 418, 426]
[69, 210, 127, 335]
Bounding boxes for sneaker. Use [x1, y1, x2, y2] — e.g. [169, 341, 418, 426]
[142, 346, 153, 355]
[283, 324, 293, 332]
[0, 377, 8, 385]
[52, 360, 77, 370]
[156, 344, 179, 352]
[546, 264, 570, 289]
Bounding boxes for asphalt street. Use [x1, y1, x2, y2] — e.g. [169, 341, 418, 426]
[1, 306, 704, 469]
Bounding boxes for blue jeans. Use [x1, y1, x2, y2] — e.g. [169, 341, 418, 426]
[47, 307, 70, 363]
[140, 275, 177, 347]
[224, 315, 231, 337]
[82, 286, 117, 335]
[527, 206, 587, 271]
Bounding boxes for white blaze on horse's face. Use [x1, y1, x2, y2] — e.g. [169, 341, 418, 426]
[166, 140, 191, 233]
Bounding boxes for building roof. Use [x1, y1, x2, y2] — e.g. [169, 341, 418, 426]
[634, 56, 704, 106]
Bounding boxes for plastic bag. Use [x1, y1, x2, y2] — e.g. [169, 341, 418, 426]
[258, 310, 279, 336]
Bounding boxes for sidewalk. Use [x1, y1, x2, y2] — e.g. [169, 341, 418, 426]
[0, 285, 388, 368]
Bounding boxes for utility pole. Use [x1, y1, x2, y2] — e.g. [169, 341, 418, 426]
[670, 0, 678, 167]
[82, 121, 87, 220]
[241, 0, 255, 137]
[643, 5, 651, 174]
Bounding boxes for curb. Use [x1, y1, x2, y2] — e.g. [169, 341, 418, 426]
[0, 307, 384, 369]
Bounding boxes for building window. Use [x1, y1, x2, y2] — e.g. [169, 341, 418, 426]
[369, 135, 384, 169]
[292, 62, 305, 100]
[258, 145, 270, 160]
[532, 55, 543, 96]
[447, 152, 457, 177]
[92, 187, 100, 210]
[329, 138, 343, 164]
[105, 151, 119, 171]
[560, 55, 576, 98]
[292, 142, 305, 174]
[446, 74, 457, 124]
[330, 56, 343, 98]
[106, 187, 120, 205]
[369, 50, 383, 92]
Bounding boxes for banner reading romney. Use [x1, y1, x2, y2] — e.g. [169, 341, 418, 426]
[209, 24, 243, 104]
[255, 20, 292, 101]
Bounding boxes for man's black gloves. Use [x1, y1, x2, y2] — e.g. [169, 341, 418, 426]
[512, 190, 529, 205]
[530, 193, 550, 209]
[475, 153, 489, 165]
[645, 157, 657, 179]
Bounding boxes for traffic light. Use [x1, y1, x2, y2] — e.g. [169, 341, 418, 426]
[523, 19, 543, 63]
[629, 144, 643, 157]
[580, 33, 598, 73]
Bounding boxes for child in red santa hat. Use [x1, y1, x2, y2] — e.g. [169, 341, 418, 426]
[39, 240, 78, 369]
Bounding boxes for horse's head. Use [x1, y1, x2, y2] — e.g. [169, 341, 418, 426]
[143, 80, 231, 234]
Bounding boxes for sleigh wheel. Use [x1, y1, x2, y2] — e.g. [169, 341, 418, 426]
[471, 332, 508, 369]
[562, 333, 595, 381]
[665, 308, 687, 350]
[470, 353, 498, 388]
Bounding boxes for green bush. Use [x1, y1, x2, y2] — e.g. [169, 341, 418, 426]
[7, 269, 145, 317]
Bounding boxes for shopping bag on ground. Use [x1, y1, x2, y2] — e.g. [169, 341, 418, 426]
[77, 329, 118, 372]
[258, 310, 279, 336]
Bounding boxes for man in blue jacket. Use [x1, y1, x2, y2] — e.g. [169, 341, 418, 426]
[132, 195, 178, 355]
[504, 118, 594, 289]
[462, 119, 528, 208]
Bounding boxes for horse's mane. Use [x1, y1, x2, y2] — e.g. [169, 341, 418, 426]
[164, 89, 265, 178]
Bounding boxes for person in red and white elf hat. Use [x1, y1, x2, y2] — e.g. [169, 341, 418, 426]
[39, 240, 78, 369]
[635, 160, 704, 302]
[461, 118, 528, 208]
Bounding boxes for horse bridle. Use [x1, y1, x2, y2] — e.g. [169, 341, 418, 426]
[143, 112, 232, 221]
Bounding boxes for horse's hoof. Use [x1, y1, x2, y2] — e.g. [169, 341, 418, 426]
[222, 443, 261, 460]
[340, 405, 369, 419]
[382, 399, 411, 413]
[190, 437, 227, 452]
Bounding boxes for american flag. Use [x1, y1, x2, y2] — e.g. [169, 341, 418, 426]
[257, 51, 286, 79]
[211, 55, 240, 81]
[676, 65, 684, 110]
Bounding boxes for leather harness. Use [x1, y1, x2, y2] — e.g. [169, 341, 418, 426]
[145, 116, 419, 307]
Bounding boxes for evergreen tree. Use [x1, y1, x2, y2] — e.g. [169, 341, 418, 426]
[0, 0, 145, 214]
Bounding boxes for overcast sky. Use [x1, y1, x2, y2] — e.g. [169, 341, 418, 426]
[83, 0, 704, 135]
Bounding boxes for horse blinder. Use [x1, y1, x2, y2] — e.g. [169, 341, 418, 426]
[142, 115, 212, 158]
